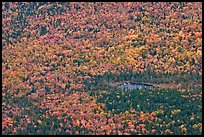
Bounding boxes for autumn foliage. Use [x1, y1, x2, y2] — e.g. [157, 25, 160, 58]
[2, 2, 202, 135]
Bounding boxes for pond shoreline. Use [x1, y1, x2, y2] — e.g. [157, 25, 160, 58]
[118, 82, 155, 90]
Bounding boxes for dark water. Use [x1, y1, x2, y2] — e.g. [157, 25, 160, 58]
[118, 82, 154, 91]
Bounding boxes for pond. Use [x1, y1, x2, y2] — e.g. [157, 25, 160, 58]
[118, 82, 154, 91]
